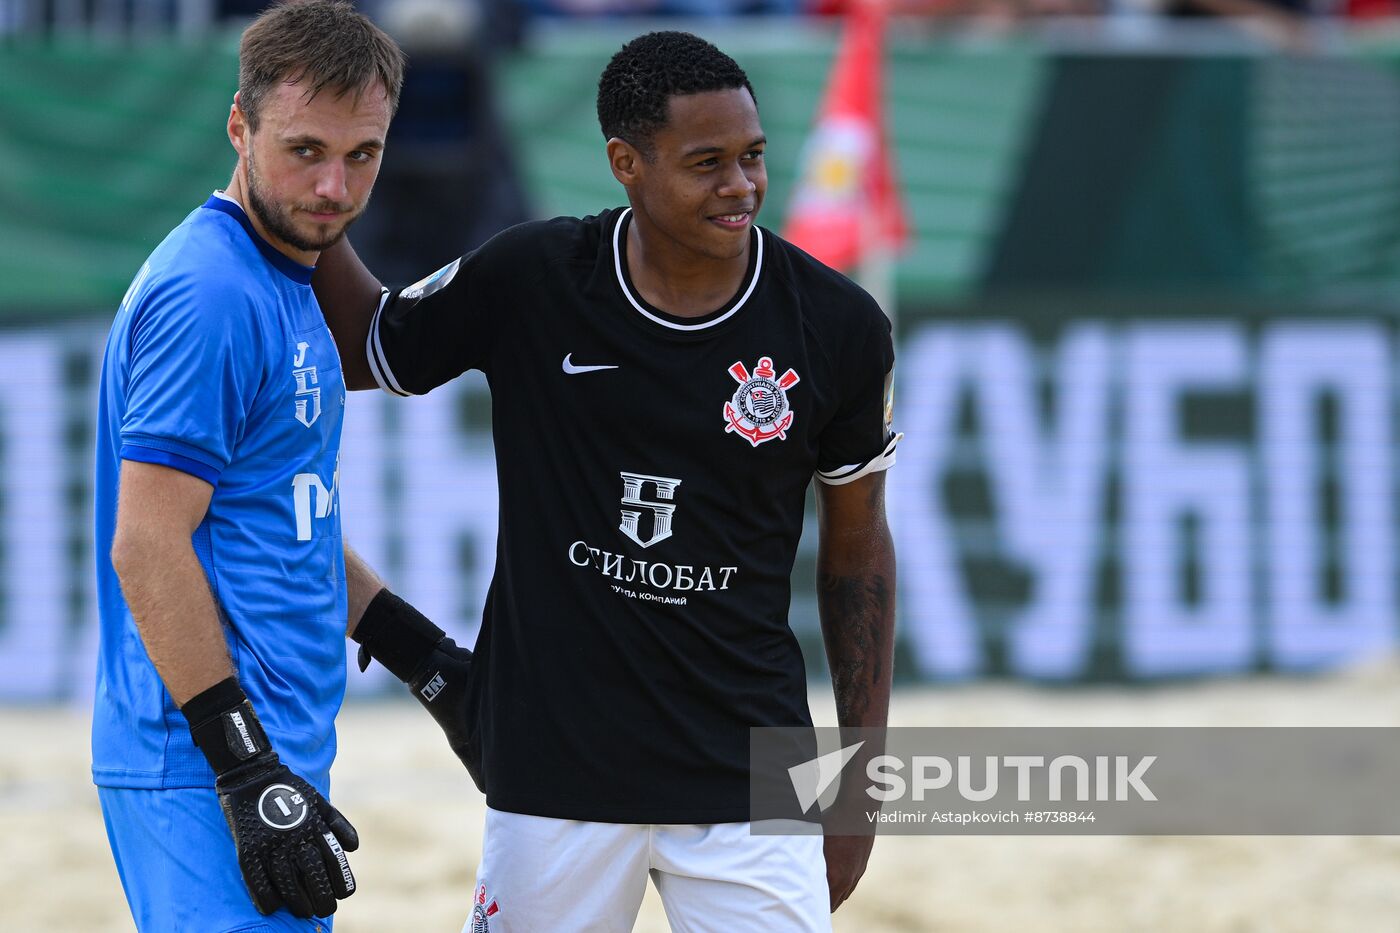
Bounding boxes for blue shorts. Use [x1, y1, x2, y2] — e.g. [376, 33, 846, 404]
[98, 786, 333, 933]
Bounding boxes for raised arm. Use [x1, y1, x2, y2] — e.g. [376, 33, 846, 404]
[815, 470, 896, 912]
[313, 236, 385, 390]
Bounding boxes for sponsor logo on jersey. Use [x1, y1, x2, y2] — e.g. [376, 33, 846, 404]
[292, 455, 339, 542]
[470, 883, 500, 932]
[568, 470, 737, 605]
[562, 353, 619, 374]
[724, 356, 800, 446]
[401, 257, 462, 302]
[293, 341, 321, 428]
[619, 472, 681, 548]
[883, 366, 895, 436]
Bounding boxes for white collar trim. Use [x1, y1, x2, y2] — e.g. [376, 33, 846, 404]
[611, 207, 763, 332]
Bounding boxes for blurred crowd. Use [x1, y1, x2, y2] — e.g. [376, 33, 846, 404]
[2, 0, 1391, 277]
[6, 0, 1400, 39]
[216, 0, 1400, 23]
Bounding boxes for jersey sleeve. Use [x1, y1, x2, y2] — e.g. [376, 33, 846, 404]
[815, 306, 901, 486]
[119, 273, 263, 485]
[366, 247, 497, 397]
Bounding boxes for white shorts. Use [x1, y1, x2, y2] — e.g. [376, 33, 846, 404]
[462, 807, 831, 933]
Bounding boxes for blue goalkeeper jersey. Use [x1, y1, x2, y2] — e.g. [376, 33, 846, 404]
[93, 193, 347, 792]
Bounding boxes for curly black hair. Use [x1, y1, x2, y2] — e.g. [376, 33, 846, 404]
[596, 31, 756, 159]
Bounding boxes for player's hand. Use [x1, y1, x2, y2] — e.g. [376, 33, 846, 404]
[823, 833, 874, 912]
[380, 631, 484, 792]
[353, 589, 485, 791]
[180, 677, 359, 918]
[215, 756, 359, 917]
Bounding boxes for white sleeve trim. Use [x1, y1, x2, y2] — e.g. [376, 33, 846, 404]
[366, 287, 413, 397]
[816, 432, 903, 486]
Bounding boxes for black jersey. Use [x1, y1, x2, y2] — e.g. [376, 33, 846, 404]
[368, 207, 898, 823]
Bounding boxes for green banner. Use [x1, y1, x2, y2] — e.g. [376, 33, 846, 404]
[0, 37, 238, 313]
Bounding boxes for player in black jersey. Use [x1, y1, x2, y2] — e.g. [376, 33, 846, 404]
[316, 31, 898, 931]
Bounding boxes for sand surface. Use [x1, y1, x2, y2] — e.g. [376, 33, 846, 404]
[6, 665, 1400, 932]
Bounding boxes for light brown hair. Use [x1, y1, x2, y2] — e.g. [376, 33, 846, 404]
[238, 0, 406, 131]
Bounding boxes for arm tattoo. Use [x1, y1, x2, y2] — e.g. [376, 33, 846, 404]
[818, 571, 893, 726]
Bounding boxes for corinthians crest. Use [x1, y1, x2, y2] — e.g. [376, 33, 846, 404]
[470, 883, 500, 931]
[724, 356, 801, 446]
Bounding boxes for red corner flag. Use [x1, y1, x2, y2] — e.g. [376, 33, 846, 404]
[782, 3, 908, 273]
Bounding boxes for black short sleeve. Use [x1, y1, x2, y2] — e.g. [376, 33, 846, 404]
[367, 248, 497, 397]
[816, 306, 900, 485]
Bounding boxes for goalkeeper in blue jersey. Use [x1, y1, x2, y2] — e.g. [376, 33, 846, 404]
[91, 3, 438, 929]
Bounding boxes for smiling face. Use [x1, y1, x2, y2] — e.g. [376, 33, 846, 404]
[228, 78, 392, 265]
[615, 87, 767, 265]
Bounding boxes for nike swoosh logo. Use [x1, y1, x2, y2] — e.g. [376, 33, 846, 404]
[562, 353, 619, 374]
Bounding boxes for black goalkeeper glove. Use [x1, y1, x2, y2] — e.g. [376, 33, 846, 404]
[181, 678, 359, 918]
[352, 589, 484, 792]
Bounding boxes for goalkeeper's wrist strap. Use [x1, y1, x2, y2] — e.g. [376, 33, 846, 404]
[179, 676, 272, 775]
[351, 588, 446, 681]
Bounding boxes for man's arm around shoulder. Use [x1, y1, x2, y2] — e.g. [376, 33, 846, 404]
[312, 236, 384, 390]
